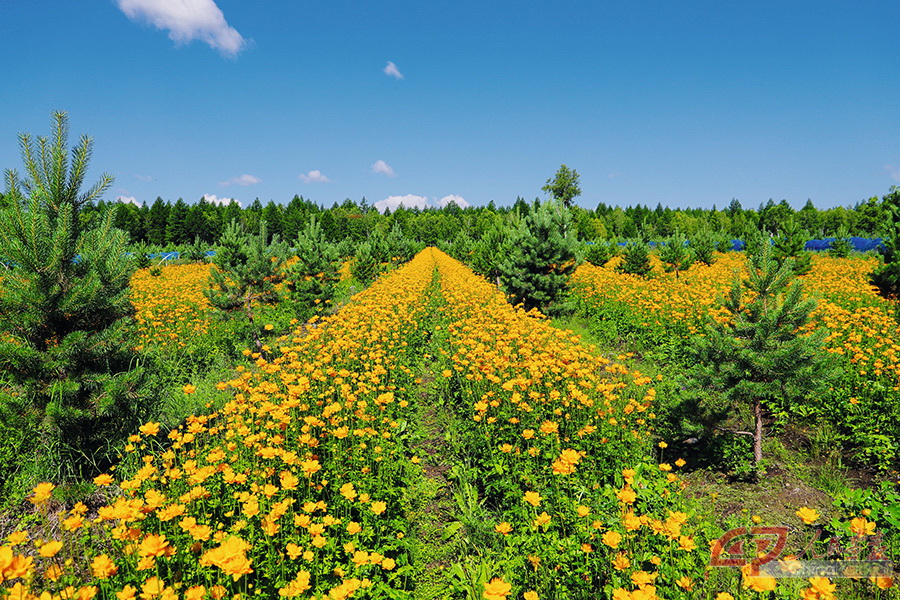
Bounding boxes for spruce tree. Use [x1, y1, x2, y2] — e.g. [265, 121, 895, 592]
[0, 112, 147, 488]
[689, 241, 830, 477]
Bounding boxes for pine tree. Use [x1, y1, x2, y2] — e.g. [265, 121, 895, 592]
[772, 218, 812, 275]
[284, 216, 341, 318]
[657, 232, 694, 278]
[870, 187, 900, 298]
[617, 241, 652, 277]
[689, 241, 830, 478]
[582, 238, 620, 267]
[690, 228, 720, 266]
[0, 112, 148, 488]
[497, 201, 578, 313]
[205, 220, 288, 352]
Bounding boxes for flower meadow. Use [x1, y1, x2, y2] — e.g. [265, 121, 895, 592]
[1, 249, 897, 599]
[573, 253, 900, 470]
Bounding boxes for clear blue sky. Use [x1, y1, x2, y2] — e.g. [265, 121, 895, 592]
[2, 1, 898, 211]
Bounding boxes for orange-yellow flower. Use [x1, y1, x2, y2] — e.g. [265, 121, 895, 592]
[91, 554, 119, 579]
[93, 473, 115, 486]
[796, 507, 820, 525]
[482, 577, 511, 600]
[602, 530, 622, 548]
[38, 540, 63, 558]
[29, 482, 55, 505]
[523, 491, 542, 507]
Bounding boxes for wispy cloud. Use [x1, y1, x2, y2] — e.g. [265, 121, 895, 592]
[298, 170, 330, 183]
[134, 174, 155, 182]
[383, 61, 404, 80]
[885, 164, 900, 182]
[203, 194, 241, 207]
[438, 194, 470, 209]
[371, 160, 395, 177]
[116, 0, 247, 57]
[374, 194, 469, 213]
[220, 174, 261, 186]
[375, 194, 428, 212]
[116, 195, 143, 207]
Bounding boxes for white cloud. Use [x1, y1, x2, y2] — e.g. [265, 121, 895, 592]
[438, 194, 469, 209]
[374, 194, 428, 212]
[298, 170, 330, 183]
[203, 194, 242, 207]
[116, 0, 247, 57]
[374, 194, 469, 213]
[134, 174, 154, 182]
[220, 174, 261, 186]
[885, 165, 900, 182]
[116, 195, 143, 207]
[371, 160, 395, 177]
[383, 61, 404, 79]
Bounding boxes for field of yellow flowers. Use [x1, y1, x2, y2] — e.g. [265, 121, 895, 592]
[573, 253, 900, 470]
[1, 249, 895, 599]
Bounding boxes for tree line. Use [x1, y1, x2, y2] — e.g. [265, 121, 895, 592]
[1, 188, 895, 251]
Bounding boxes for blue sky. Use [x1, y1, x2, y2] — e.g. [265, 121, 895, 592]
[2, 1, 898, 212]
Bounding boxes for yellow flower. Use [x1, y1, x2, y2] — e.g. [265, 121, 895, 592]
[796, 506, 820, 525]
[482, 577, 511, 600]
[849, 517, 876, 536]
[612, 552, 630, 571]
[533, 512, 551, 527]
[370, 501, 387, 515]
[616, 487, 637, 504]
[39, 540, 63, 557]
[602, 530, 622, 548]
[494, 522, 512, 535]
[91, 554, 119, 579]
[523, 491, 542, 507]
[30, 482, 55, 504]
[93, 473, 115, 486]
[676, 576, 694, 591]
[139, 422, 161, 436]
[182, 384, 197, 394]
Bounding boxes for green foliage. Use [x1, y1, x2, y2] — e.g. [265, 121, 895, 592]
[352, 229, 390, 288]
[469, 220, 515, 283]
[871, 187, 900, 298]
[351, 243, 381, 288]
[827, 225, 853, 258]
[284, 216, 341, 318]
[131, 241, 152, 269]
[582, 238, 619, 267]
[688, 241, 832, 475]
[205, 220, 288, 352]
[690, 228, 720, 265]
[182, 235, 208, 263]
[772, 218, 812, 275]
[617, 241, 652, 277]
[657, 232, 694, 277]
[541, 164, 582, 208]
[0, 112, 150, 493]
[496, 201, 579, 313]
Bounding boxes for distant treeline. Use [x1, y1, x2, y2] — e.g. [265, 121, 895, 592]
[3, 187, 897, 247]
